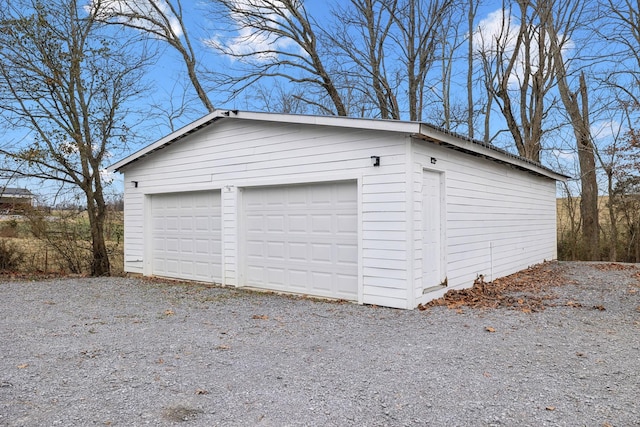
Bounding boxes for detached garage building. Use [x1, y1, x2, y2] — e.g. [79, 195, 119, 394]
[110, 110, 565, 309]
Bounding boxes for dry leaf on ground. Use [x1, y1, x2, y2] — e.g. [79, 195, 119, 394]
[418, 262, 567, 312]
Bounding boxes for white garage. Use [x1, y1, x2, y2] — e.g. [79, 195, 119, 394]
[242, 181, 358, 300]
[150, 191, 222, 282]
[111, 110, 566, 309]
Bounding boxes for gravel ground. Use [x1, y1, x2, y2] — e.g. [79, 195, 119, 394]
[1, 261, 639, 427]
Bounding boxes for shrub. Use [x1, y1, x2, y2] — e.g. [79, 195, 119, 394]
[0, 219, 19, 238]
[0, 239, 25, 271]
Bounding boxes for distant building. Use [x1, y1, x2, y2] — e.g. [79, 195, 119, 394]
[0, 188, 35, 213]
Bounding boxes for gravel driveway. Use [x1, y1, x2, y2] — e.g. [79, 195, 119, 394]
[1, 261, 639, 426]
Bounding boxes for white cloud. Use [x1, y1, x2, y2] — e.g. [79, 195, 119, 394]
[90, 0, 183, 38]
[100, 168, 115, 185]
[591, 120, 621, 142]
[474, 7, 574, 88]
[204, 0, 298, 62]
[551, 148, 576, 161]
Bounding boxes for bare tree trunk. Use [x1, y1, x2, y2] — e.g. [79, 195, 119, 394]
[543, 1, 599, 260]
[208, 0, 347, 116]
[0, 0, 150, 276]
[393, 0, 454, 121]
[478, 1, 555, 163]
[606, 174, 618, 261]
[576, 73, 600, 260]
[87, 191, 110, 276]
[557, 70, 600, 259]
[95, 0, 214, 112]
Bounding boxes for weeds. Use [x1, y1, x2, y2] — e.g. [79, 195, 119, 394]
[0, 239, 25, 271]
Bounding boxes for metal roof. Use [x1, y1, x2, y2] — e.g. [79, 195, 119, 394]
[109, 109, 569, 181]
[0, 187, 34, 197]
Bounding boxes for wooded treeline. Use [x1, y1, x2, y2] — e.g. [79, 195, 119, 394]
[0, 0, 639, 274]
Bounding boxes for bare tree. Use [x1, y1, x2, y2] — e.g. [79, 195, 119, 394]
[542, 0, 600, 260]
[207, 0, 347, 116]
[327, 0, 400, 119]
[466, 0, 480, 138]
[477, 1, 558, 162]
[390, 0, 454, 121]
[0, 0, 151, 275]
[94, 0, 215, 112]
[249, 81, 310, 114]
[432, 0, 467, 130]
[599, 0, 640, 106]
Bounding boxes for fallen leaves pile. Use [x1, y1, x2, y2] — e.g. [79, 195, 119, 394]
[418, 262, 569, 312]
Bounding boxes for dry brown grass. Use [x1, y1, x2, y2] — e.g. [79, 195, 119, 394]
[0, 211, 124, 275]
[2, 236, 124, 275]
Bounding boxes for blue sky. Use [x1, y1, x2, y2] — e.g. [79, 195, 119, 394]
[4, 1, 631, 203]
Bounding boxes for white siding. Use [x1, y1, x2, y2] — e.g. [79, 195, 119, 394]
[413, 142, 557, 304]
[122, 119, 410, 308]
[123, 181, 144, 274]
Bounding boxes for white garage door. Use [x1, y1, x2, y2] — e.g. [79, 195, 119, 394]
[242, 181, 358, 300]
[151, 191, 222, 282]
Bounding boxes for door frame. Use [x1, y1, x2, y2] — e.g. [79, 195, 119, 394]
[421, 168, 447, 291]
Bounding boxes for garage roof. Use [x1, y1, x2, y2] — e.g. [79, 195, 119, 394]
[109, 109, 568, 181]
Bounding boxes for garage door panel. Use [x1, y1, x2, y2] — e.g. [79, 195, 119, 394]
[267, 268, 285, 286]
[311, 244, 332, 263]
[166, 238, 179, 252]
[288, 215, 307, 232]
[151, 191, 222, 282]
[267, 241, 285, 259]
[165, 217, 179, 231]
[337, 214, 358, 234]
[288, 242, 307, 260]
[311, 272, 332, 291]
[288, 269, 307, 287]
[311, 215, 332, 233]
[336, 274, 358, 297]
[337, 244, 358, 264]
[243, 181, 358, 300]
[266, 215, 285, 232]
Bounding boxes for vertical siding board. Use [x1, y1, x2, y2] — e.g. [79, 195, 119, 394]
[122, 180, 144, 274]
[221, 187, 237, 286]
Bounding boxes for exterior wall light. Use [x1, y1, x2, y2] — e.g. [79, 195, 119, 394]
[430, 157, 437, 164]
[371, 156, 380, 167]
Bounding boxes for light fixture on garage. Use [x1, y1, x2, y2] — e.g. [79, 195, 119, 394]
[430, 157, 437, 164]
[371, 156, 380, 167]
[131, 181, 138, 188]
